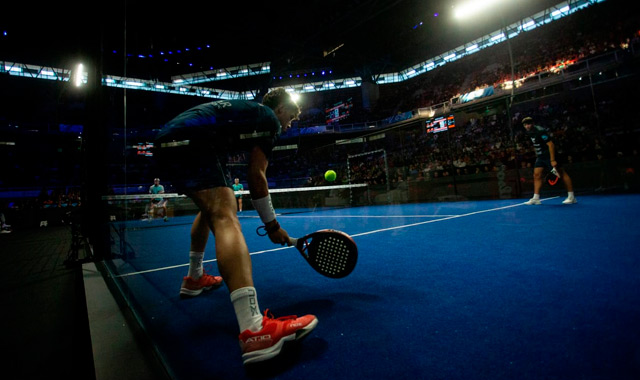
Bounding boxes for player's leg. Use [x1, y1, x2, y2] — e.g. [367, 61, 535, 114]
[533, 167, 544, 193]
[525, 167, 544, 205]
[560, 169, 577, 204]
[561, 169, 574, 192]
[157, 140, 316, 364]
[189, 187, 253, 292]
[155, 141, 223, 296]
[143, 202, 151, 220]
[190, 211, 209, 252]
[160, 200, 168, 221]
[188, 187, 263, 331]
[190, 187, 317, 365]
[180, 210, 222, 297]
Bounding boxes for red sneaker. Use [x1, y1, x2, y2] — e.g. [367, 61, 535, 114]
[179, 273, 223, 297]
[239, 309, 318, 365]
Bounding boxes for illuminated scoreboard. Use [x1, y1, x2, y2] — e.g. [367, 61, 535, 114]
[134, 142, 154, 156]
[426, 115, 455, 133]
[325, 98, 353, 124]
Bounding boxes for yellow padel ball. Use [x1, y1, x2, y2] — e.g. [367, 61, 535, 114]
[324, 170, 337, 182]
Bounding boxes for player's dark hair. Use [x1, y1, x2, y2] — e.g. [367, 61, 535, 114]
[262, 88, 300, 115]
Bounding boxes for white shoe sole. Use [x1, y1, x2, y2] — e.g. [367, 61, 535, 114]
[179, 286, 210, 297]
[179, 282, 222, 298]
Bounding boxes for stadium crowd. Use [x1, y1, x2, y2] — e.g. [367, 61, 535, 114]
[1, 0, 639, 226]
[264, 0, 640, 188]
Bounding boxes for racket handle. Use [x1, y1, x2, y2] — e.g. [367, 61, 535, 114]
[288, 237, 297, 247]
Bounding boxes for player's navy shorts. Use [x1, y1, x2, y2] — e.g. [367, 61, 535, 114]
[534, 155, 561, 170]
[153, 139, 232, 193]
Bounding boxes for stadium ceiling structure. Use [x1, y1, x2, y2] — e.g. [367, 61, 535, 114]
[1, 0, 602, 99]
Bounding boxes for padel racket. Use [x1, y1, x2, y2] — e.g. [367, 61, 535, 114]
[290, 229, 358, 278]
[257, 226, 358, 278]
[546, 167, 560, 186]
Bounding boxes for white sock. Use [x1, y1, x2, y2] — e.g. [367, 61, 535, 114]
[230, 287, 263, 333]
[532, 194, 540, 200]
[188, 251, 204, 279]
[568, 192, 575, 198]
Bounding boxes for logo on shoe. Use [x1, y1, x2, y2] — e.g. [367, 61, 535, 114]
[246, 334, 272, 344]
[289, 322, 303, 328]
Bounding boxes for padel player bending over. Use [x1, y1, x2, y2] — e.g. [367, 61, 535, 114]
[522, 116, 577, 205]
[154, 88, 317, 366]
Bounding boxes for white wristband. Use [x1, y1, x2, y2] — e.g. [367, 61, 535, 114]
[251, 195, 276, 224]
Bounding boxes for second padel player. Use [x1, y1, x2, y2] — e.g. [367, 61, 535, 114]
[522, 116, 577, 205]
[154, 88, 318, 365]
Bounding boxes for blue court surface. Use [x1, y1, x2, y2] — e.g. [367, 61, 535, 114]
[105, 194, 640, 380]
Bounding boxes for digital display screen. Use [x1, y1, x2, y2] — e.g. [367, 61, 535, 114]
[426, 115, 455, 133]
[134, 142, 154, 156]
[325, 98, 353, 124]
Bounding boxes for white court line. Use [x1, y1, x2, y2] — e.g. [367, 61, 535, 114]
[351, 197, 558, 238]
[277, 214, 459, 218]
[113, 197, 558, 278]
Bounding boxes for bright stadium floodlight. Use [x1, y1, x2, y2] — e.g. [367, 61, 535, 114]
[453, 0, 505, 20]
[73, 63, 85, 87]
[286, 90, 300, 103]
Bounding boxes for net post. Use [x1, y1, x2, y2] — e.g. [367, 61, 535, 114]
[347, 154, 353, 205]
[382, 149, 390, 204]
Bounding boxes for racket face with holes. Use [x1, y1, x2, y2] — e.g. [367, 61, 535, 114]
[295, 229, 358, 278]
